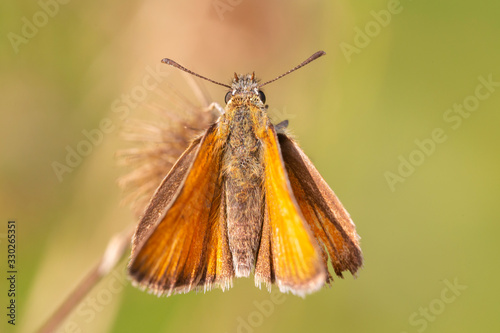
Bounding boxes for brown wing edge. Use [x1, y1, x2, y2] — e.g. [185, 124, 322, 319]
[128, 124, 234, 295]
[254, 198, 274, 291]
[278, 133, 363, 280]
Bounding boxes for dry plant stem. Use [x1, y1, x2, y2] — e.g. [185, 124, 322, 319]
[37, 226, 134, 333]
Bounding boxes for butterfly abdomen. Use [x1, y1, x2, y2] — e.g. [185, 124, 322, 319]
[223, 107, 265, 277]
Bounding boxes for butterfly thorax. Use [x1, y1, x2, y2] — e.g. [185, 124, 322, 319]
[221, 74, 268, 277]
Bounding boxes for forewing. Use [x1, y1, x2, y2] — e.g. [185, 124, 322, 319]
[131, 136, 201, 251]
[129, 123, 234, 295]
[278, 133, 363, 279]
[257, 125, 326, 296]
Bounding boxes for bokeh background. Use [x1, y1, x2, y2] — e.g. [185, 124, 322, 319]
[1, 1, 499, 332]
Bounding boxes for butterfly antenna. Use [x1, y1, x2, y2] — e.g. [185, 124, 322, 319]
[161, 58, 231, 89]
[259, 51, 326, 88]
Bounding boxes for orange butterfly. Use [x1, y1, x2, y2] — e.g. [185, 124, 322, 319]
[128, 51, 362, 297]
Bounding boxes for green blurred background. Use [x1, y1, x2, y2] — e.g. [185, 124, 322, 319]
[1, 0, 499, 332]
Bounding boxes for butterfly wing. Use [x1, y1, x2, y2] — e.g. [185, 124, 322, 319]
[130, 136, 201, 252]
[129, 123, 234, 295]
[255, 125, 326, 297]
[278, 133, 363, 281]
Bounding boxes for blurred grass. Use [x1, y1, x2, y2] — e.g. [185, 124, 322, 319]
[1, 0, 499, 332]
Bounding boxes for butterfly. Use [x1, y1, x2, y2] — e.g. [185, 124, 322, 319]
[128, 51, 362, 297]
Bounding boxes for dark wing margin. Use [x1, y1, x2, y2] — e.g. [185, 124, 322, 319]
[278, 133, 363, 281]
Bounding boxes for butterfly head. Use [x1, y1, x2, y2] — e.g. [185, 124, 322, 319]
[225, 72, 266, 106]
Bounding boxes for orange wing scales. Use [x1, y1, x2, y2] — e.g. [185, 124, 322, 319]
[129, 124, 234, 295]
[203, 184, 233, 291]
[258, 125, 326, 297]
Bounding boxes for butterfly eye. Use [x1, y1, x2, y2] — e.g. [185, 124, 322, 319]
[225, 91, 232, 104]
[258, 90, 266, 104]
